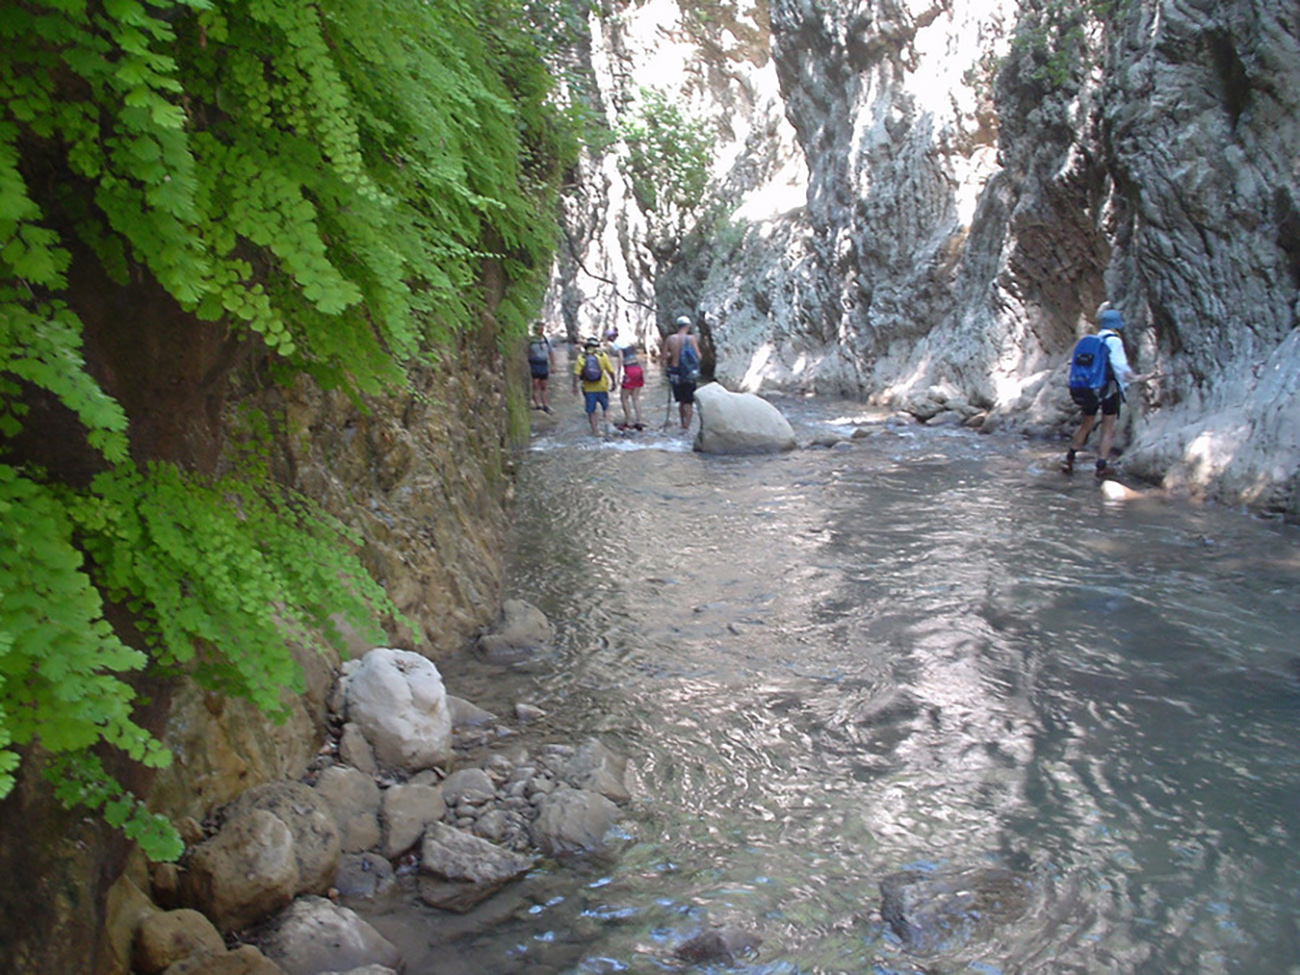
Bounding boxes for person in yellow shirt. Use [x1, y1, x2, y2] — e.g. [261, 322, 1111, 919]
[572, 336, 617, 436]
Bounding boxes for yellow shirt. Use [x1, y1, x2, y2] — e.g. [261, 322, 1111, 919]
[573, 349, 615, 392]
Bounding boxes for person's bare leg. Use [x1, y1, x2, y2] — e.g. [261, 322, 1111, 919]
[1070, 414, 1096, 452]
[621, 388, 633, 426]
[632, 389, 643, 427]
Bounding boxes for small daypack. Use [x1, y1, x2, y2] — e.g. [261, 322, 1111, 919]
[580, 351, 602, 382]
[677, 340, 700, 383]
[1067, 331, 1114, 392]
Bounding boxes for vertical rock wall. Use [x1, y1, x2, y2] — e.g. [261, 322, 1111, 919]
[551, 0, 1300, 516]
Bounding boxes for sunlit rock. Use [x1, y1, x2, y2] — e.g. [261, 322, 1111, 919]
[341, 648, 453, 771]
[693, 382, 796, 454]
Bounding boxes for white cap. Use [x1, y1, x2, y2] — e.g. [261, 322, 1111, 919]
[674, 315, 692, 326]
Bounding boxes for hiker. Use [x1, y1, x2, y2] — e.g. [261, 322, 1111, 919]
[572, 336, 617, 436]
[605, 326, 645, 430]
[1062, 307, 1155, 477]
[662, 314, 702, 430]
[527, 321, 556, 414]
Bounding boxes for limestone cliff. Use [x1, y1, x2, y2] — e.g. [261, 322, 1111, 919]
[549, 0, 1300, 518]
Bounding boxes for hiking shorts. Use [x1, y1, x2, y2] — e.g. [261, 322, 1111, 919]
[621, 364, 644, 389]
[670, 380, 696, 404]
[530, 362, 549, 379]
[1071, 386, 1121, 417]
[583, 391, 610, 414]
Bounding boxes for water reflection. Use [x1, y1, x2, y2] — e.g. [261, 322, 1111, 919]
[384, 395, 1300, 974]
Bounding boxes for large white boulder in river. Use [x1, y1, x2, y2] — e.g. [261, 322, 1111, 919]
[693, 383, 796, 454]
[342, 648, 452, 770]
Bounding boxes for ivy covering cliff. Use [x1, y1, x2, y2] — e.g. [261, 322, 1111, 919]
[0, 0, 578, 860]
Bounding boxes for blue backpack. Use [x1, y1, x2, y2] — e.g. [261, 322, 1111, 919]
[677, 340, 700, 383]
[1068, 331, 1114, 392]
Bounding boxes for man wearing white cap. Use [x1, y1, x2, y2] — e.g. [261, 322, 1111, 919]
[662, 315, 702, 430]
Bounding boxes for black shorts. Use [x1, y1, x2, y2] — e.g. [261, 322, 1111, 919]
[1071, 386, 1120, 417]
[670, 380, 695, 403]
[529, 362, 549, 379]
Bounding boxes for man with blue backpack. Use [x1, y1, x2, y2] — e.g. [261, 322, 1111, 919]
[662, 314, 702, 431]
[1062, 306, 1155, 476]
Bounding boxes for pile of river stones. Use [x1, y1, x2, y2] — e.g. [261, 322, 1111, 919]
[130, 599, 1037, 974]
[132, 599, 650, 975]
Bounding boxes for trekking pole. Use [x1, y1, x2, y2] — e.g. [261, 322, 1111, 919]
[662, 373, 673, 429]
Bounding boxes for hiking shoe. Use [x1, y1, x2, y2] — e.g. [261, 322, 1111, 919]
[542, 405, 554, 414]
[1095, 458, 1109, 479]
[1060, 449, 1076, 474]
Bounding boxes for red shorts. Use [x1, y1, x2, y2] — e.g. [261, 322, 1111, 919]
[621, 364, 644, 389]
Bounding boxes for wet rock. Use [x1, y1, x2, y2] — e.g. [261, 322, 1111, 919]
[477, 598, 554, 662]
[530, 787, 620, 857]
[341, 648, 453, 771]
[673, 925, 763, 966]
[333, 853, 396, 906]
[380, 782, 446, 858]
[417, 823, 534, 913]
[223, 781, 341, 896]
[694, 383, 797, 454]
[314, 766, 382, 853]
[180, 809, 299, 933]
[449, 695, 497, 728]
[134, 908, 225, 974]
[258, 896, 402, 975]
[563, 738, 632, 803]
[160, 944, 285, 974]
[879, 865, 1033, 954]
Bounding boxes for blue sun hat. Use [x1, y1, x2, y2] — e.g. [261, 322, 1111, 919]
[1099, 308, 1125, 331]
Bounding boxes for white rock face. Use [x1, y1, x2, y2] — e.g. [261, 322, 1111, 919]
[343, 648, 452, 771]
[693, 383, 796, 454]
[548, 0, 1300, 518]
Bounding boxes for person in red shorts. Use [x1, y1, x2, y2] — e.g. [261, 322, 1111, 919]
[605, 326, 645, 430]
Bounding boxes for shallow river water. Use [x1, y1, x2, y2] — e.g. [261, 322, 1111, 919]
[372, 387, 1300, 975]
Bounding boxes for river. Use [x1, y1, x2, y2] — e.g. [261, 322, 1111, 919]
[376, 386, 1300, 975]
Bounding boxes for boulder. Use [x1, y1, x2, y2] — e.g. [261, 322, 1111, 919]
[530, 788, 620, 857]
[441, 767, 497, 805]
[333, 852, 396, 906]
[562, 738, 632, 803]
[879, 866, 1033, 954]
[417, 823, 533, 913]
[342, 648, 453, 770]
[223, 781, 341, 896]
[314, 766, 382, 853]
[476, 598, 554, 662]
[258, 896, 402, 975]
[379, 782, 446, 858]
[674, 925, 763, 966]
[134, 909, 226, 974]
[693, 383, 796, 454]
[336, 724, 378, 775]
[161, 945, 285, 975]
[180, 809, 299, 933]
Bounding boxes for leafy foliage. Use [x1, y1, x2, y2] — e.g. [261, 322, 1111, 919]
[617, 87, 716, 233]
[0, 0, 575, 858]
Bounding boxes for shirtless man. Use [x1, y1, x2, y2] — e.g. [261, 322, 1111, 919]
[661, 315, 702, 430]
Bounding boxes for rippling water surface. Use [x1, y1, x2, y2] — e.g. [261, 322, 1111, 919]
[374, 391, 1300, 975]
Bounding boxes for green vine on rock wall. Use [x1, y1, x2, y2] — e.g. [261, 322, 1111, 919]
[1, 0, 576, 860]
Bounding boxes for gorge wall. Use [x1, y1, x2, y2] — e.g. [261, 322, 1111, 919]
[549, 0, 1300, 518]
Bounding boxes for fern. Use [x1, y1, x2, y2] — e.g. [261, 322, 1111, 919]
[0, 0, 579, 859]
